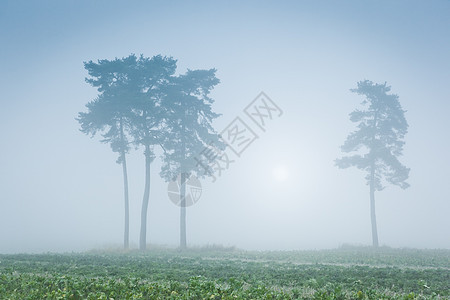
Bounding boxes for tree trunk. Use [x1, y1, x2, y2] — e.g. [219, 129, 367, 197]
[119, 119, 129, 250]
[122, 151, 129, 250]
[139, 144, 151, 251]
[179, 108, 187, 250]
[180, 172, 187, 249]
[370, 163, 379, 247]
[369, 110, 379, 248]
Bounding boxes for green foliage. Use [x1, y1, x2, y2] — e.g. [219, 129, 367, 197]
[336, 80, 410, 190]
[159, 68, 224, 182]
[0, 248, 448, 299]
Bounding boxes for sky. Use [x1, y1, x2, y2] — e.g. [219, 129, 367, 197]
[0, 0, 449, 253]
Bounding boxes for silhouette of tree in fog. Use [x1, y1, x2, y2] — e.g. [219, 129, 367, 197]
[336, 80, 410, 247]
[160, 69, 223, 249]
[78, 54, 221, 251]
[127, 55, 177, 251]
[77, 56, 137, 249]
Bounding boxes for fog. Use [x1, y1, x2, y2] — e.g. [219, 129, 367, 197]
[1, 0, 449, 253]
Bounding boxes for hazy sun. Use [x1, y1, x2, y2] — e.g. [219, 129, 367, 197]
[272, 165, 290, 182]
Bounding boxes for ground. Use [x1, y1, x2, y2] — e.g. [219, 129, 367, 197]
[0, 246, 448, 299]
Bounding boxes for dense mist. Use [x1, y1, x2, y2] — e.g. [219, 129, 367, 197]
[1, 0, 449, 253]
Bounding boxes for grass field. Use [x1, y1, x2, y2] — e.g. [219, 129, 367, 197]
[0, 246, 448, 299]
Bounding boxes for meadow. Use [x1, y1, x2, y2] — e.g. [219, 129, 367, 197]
[0, 246, 448, 299]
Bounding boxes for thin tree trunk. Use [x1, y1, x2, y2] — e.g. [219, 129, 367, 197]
[370, 162, 379, 247]
[139, 144, 151, 251]
[180, 172, 187, 249]
[122, 151, 129, 249]
[179, 109, 187, 250]
[369, 111, 379, 248]
[119, 119, 129, 250]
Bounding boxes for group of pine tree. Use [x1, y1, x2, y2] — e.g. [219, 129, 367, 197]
[77, 54, 222, 250]
[78, 54, 409, 250]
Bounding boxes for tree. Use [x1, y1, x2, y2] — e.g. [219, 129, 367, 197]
[126, 55, 177, 251]
[77, 55, 137, 249]
[160, 69, 223, 249]
[335, 80, 410, 247]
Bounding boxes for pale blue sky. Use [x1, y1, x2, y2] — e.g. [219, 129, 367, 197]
[1, 0, 449, 252]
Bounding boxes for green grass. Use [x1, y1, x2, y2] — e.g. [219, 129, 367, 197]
[0, 246, 448, 299]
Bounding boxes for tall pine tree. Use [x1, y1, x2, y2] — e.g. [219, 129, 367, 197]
[78, 55, 136, 249]
[336, 80, 410, 247]
[126, 55, 177, 250]
[160, 69, 222, 249]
